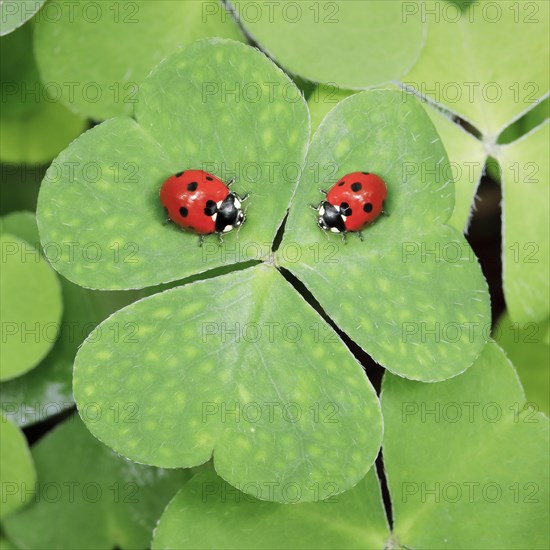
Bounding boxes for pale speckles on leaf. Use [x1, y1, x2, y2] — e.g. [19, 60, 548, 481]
[334, 139, 351, 157]
[281, 90, 490, 381]
[152, 307, 172, 319]
[261, 128, 274, 148]
[73, 266, 382, 503]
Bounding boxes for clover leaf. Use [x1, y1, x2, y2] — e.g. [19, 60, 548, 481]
[0, 417, 36, 519]
[403, 0, 549, 137]
[0, 218, 63, 381]
[73, 264, 383, 503]
[494, 312, 550, 416]
[37, 38, 310, 290]
[382, 341, 549, 549]
[498, 122, 549, 324]
[34, 0, 245, 120]
[152, 467, 389, 549]
[0, 22, 86, 163]
[0, 0, 44, 36]
[232, 0, 425, 89]
[2, 414, 189, 549]
[280, 89, 490, 381]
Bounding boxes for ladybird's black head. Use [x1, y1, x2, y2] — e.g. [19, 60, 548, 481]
[317, 201, 346, 233]
[215, 192, 246, 234]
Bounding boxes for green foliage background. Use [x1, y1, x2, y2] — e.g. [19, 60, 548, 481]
[0, 1, 548, 548]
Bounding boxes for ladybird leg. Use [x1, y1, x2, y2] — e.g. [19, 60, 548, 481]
[239, 192, 249, 202]
[226, 177, 236, 188]
[198, 235, 205, 247]
[341, 232, 347, 244]
[217, 232, 224, 246]
[163, 218, 172, 225]
[357, 231, 364, 242]
[318, 188, 327, 196]
[309, 204, 318, 210]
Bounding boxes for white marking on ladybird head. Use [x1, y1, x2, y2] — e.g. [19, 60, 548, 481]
[319, 206, 325, 216]
[234, 198, 241, 209]
[223, 225, 233, 233]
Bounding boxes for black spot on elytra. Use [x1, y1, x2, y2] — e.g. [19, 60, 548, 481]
[206, 176, 213, 181]
[351, 182, 362, 192]
[340, 202, 352, 216]
[187, 182, 198, 191]
[175, 171, 184, 177]
[363, 203, 373, 213]
[179, 206, 188, 217]
[338, 181, 345, 186]
[204, 200, 217, 216]
[362, 172, 370, 175]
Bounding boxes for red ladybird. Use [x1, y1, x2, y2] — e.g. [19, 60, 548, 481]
[314, 172, 387, 240]
[160, 170, 247, 244]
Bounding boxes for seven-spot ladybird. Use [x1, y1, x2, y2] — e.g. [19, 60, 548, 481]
[313, 172, 387, 241]
[160, 170, 247, 245]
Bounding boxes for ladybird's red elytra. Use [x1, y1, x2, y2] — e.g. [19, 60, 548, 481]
[160, 170, 247, 245]
[314, 172, 387, 241]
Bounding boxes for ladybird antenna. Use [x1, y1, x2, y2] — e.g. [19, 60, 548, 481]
[226, 177, 236, 187]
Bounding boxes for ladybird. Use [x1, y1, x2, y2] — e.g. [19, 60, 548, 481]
[160, 170, 247, 245]
[313, 172, 387, 241]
